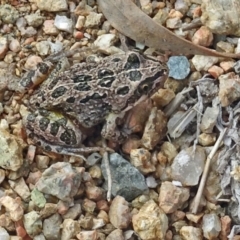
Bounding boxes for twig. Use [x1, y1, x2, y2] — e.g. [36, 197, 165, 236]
[191, 128, 228, 214]
[102, 140, 112, 202]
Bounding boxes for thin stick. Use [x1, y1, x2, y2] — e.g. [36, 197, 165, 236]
[191, 128, 227, 214]
[102, 140, 112, 202]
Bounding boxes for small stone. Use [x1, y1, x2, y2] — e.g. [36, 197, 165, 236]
[0, 196, 24, 221]
[31, 188, 46, 208]
[208, 65, 224, 78]
[24, 55, 43, 70]
[109, 196, 131, 229]
[62, 204, 81, 220]
[174, 0, 190, 15]
[9, 39, 20, 53]
[61, 219, 80, 240]
[202, 213, 221, 239]
[130, 148, 155, 174]
[216, 41, 235, 53]
[220, 216, 231, 240]
[94, 34, 118, 53]
[82, 198, 96, 214]
[198, 133, 216, 146]
[219, 72, 240, 107]
[146, 176, 158, 188]
[20, 27, 38, 37]
[40, 203, 58, 219]
[151, 88, 175, 108]
[8, 178, 31, 202]
[25, 13, 44, 27]
[54, 15, 73, 33]
[192, 55, 219, 71]
[200, 106, 219, 133]
[0, 227, 10, 240]
[0, 129, 23, 171]
[201, 0, 240, 36]
[166, 17, 182, 29]
[167, 56, 190, 80]
[92, 218, 105, 230]
[0, 37, 8, 59]
[85, 12, 103, 28]
[85, 182, 105, 201]
[220, 61, 235, 72]
[160, 142, 178, 163]
[171, 146, 205, 186]
[86, 152, 102, 166]
[35, 155, 49, 170]
[36, 0, 68, 12]
[42, 213, 61, 239]
[192, 26, 213, 47]
[132, 199, 168, 240]
[141, 108, 168, 149]
[180, 226, 203, 240]
[159, 181, 190, 214]
[0, 4, 19, 23]
[75, 16, 85, 30]
[23, 211, 42, 237]
[106, 229, 124, 240]
[36, 41, 50, 56]
[36, 162, 82, 202]
[76, 230, 98, 240]
[43, 20, 59, 35]
[101, 153, 148, 201]
[186, 212, 204, 224]
[88, 165, 102, 179]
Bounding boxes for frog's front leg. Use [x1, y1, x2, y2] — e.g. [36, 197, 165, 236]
[101, 112, 129, 143]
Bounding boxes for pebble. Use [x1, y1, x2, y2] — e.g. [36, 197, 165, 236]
[8, 177, 31, 202]
[101, 153, 148, 201]
[54, 15, 73, 33]
[166, 17, 182, 29]
[200, 106, 219, 134]
[9, 39, 21, 53]
[75, 16, 85, 30]
[0, 36, 8, 59]
[24, 55, 43, 70]
[141, 107, 168, 149]
[180, 226, 203, 239]
[216, 41, 235, 53]
[61, 219, 80, 240]
[198, 133, 216, 146]
[202, 213, 221, 239]
[159, 181, 190, 214]
[94, 33, 118, 53]
[0, 129, 23, 171]
[160, 142, 178, 163]
[36, 0, 68, 12]
[174, 0, 190, 15]
[192, 26, 213, 47]
[151, 88, 175, 108]
[36, 41, 50, 56]
[24, 13, 44, 28]
[171, 146, 205, 186]
[207, 65, 224, 78]
[0, 227, 10, 240]
[130, 148, 156, 174]
[23, 211, 42, 237]
[201, 0, 240, 36]
[43, 213, 61, 239]
[31, 188, 46, 208]
[218, 72, 240, 107]
[192, 55, 219, 71]
[62, 204, 81, 220]
[0, 4, 19, 24]
[109, 196, 131, 229]
[35, 162, 83, 202]
[220, 60, 235, 72]
[132, 199, 168, 240]
[43, 20, 59, 35]
[167, 56, 190, 80]
[85, 12, 103, 28]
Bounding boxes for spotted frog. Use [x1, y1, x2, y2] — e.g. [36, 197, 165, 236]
[20, 51, 168, 156]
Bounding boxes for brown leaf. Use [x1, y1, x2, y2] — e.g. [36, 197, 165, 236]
[97, 0, 240, 59]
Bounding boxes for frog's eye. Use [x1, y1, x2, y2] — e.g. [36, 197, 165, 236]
[138, 83, 150, 94]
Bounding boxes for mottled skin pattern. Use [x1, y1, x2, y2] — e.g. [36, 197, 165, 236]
[21, 51, 168, 156]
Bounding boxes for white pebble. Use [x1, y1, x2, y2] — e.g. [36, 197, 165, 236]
[54, 15, 73, 33]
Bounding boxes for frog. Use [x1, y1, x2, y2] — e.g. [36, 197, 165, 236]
[19, 50, 169, 157]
